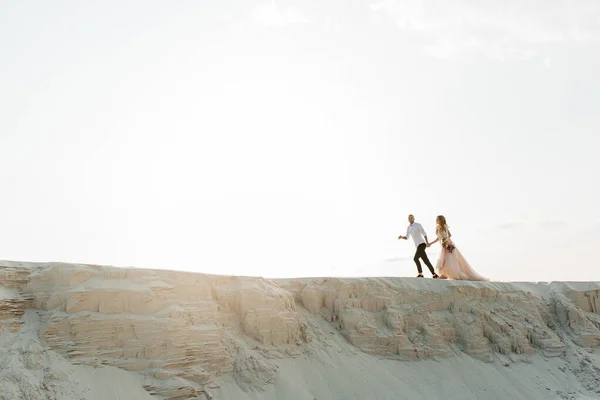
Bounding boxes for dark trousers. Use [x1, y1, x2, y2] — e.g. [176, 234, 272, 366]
[414, 243, 435, 275]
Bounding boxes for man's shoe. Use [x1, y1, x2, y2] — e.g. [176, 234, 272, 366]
[432, 273, 439, 279]
[417, 274, 424, 278]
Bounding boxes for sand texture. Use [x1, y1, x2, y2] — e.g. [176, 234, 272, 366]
[1, 260, 600, 399]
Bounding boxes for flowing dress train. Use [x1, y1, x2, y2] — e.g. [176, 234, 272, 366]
[435, 228, 488, 281]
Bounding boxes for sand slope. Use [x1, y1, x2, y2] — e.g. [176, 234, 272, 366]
[1, 260, 599, 399]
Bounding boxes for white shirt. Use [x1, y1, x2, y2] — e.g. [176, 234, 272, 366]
[405, 222, 428, 247]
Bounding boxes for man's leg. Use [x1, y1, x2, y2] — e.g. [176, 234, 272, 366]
[415, 243, 436, 275]
[413, 247, 423, 275]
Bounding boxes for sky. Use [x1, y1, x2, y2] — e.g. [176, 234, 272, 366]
[1, 0, 599, 282]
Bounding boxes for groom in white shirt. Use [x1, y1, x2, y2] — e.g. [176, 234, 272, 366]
[398, 214, 439, 278]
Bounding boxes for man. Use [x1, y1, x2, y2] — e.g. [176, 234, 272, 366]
[398, 214, 439, 278]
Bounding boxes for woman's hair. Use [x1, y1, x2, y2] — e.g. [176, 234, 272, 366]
[435, 215, 448, 234]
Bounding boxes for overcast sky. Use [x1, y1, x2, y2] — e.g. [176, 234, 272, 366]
[1, 0, 599, 281]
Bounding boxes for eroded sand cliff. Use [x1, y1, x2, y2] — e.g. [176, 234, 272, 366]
[1, 260, 600, 399]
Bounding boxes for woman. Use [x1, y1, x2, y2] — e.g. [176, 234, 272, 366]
[428, 215, 488, 281]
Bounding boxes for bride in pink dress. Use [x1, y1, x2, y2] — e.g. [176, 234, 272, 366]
[428, 215, 488, 281]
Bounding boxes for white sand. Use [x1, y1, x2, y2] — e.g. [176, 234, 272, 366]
[0, 286, 19, 300]
[1, 260, 600, 399]
[0, 311, 153, 400]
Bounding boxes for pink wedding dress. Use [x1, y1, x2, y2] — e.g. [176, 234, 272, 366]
[435, 228, 488, 281]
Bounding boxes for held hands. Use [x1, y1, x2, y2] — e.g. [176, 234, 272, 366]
[398, 235, 406, 240]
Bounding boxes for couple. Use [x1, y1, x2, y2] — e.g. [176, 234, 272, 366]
[398, 214, 488, 281]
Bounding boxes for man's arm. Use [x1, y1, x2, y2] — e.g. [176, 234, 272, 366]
[398, 226, 410, 240]
[419, 224, 429, 245]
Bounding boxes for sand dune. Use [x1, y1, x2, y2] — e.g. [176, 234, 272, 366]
[1, 260, 599, 399]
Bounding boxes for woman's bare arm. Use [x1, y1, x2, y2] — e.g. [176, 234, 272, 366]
[428, 237, 439, 247]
